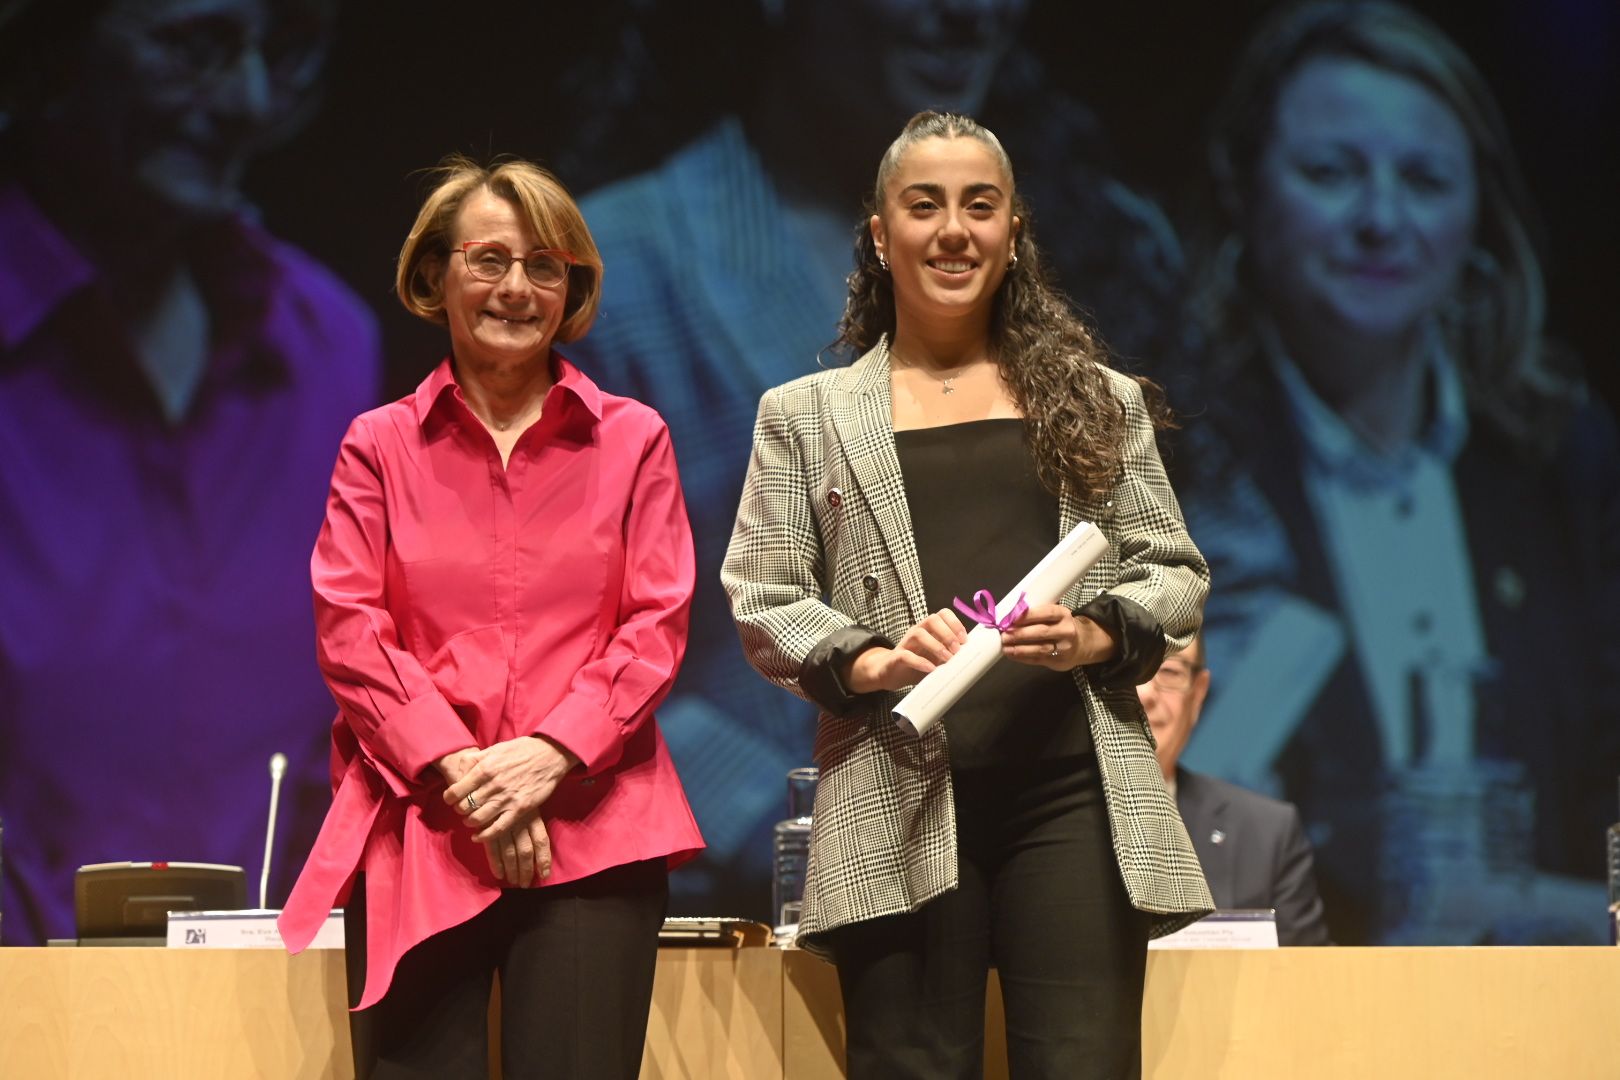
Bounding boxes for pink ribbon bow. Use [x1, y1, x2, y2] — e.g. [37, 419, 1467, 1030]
[952, 589, 1028, 632]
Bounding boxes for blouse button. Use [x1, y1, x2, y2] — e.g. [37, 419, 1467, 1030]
[862, 573, 879, 593]
[828, 487, 843, 508]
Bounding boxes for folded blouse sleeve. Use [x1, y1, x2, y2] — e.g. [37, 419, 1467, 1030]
[523, 417, 695, 775]
[311, 416, 476, 793]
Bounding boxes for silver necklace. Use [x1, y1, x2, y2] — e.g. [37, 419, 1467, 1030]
[884, 335, 969, 395]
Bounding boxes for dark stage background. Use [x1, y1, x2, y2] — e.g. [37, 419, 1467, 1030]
[2, 0, 1617, 948]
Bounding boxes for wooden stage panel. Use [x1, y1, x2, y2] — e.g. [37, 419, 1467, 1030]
[0, 949, 349, 1079]
[1141, 947, 1620, 1078]
[1, 946, 1615, 1078]
[641, 948, 782, 1079]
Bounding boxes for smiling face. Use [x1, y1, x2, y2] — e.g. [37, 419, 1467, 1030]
[871, 135, 1019, 333]
[437, 188, 567, 372]
[1247, 56, 1479, 356]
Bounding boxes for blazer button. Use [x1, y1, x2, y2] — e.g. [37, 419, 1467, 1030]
[862, 573, 879, 593]
[828, 487, 843, 508]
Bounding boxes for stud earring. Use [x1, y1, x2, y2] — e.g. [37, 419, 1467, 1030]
[878, 253, 890, 272]
[1008, 253, 1019, 270]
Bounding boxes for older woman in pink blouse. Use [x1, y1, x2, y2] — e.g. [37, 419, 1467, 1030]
[280, 157, 702, 1079]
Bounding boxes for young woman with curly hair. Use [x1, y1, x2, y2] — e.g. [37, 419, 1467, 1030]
[724, 111, 1211, 1079]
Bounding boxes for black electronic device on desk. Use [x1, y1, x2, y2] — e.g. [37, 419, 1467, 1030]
[62, 861, 246, 946]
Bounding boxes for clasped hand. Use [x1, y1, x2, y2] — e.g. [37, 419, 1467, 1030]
[436, 736, 580, 887]
[846, 603, 1114, 693]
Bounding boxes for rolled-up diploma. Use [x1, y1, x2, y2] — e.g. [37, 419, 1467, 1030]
[892, 520, 1110, 737]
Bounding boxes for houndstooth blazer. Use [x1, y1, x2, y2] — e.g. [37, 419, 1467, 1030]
[722, 340, 1214, 945]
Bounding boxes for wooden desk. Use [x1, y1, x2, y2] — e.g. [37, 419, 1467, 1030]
[1, 947, 1614, 1078]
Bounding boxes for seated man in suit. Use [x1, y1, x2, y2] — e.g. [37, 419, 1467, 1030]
[1140, 635, 1331, 945]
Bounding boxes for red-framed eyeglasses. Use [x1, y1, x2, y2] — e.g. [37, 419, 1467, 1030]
[458, 241, 576, 287]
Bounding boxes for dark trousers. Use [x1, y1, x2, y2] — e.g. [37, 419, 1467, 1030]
[344, 859, 669, 1080]
[827, 755, 1148, 1080]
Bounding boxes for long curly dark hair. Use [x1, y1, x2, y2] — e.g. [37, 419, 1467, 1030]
[835, 111, 1168, 500]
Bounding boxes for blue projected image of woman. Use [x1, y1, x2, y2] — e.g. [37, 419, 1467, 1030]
[562, 0, 1187, 921]
[562, 0, 1034, 913]
[1176, 0, 1620, 946]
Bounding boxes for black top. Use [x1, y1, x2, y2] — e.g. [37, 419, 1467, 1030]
[893, 418, 1092, 768]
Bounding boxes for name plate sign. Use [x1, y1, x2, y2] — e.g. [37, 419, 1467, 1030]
[166, 908, 344, 949]
[1148, 909, 1279, 949]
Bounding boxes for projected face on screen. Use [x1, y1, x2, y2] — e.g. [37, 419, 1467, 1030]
[779, 0, 1030, 118]
[34, 0, 332, 223]
[1247, 55, 1479, 358]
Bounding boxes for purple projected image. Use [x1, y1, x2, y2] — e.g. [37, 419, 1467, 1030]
[0, 0, 378, 945]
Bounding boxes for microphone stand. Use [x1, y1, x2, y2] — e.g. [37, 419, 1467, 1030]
[260, 753, 287, 909]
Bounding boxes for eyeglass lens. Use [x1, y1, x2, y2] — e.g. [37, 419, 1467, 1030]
[463, 244, 568, 287]
[1154, 665, 1193, 690]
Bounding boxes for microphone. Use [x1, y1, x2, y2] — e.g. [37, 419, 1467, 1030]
[260, 752, 288, 910]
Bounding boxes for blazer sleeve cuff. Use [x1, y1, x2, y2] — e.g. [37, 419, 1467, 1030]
[799, 625, 893, 715]
[1077, 593, 1166, 689]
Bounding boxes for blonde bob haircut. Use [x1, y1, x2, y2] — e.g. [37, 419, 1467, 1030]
[396, 155, 603, 344]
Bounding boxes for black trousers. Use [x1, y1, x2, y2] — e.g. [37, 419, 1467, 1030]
[344, 859, 669, 1080]
[827, 755, 1149, 1080]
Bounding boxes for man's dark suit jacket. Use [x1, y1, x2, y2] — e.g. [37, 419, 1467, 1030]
[1176, 768, 1331, 946]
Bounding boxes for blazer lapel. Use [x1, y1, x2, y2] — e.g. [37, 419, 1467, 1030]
[828, 341, 927, 626]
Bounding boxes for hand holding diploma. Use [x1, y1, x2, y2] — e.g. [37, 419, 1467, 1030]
[845, 608, 972, 692]
[890, 521, 1111, 737]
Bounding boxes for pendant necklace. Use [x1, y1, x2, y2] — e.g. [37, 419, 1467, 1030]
[885, 338, 971, 396]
